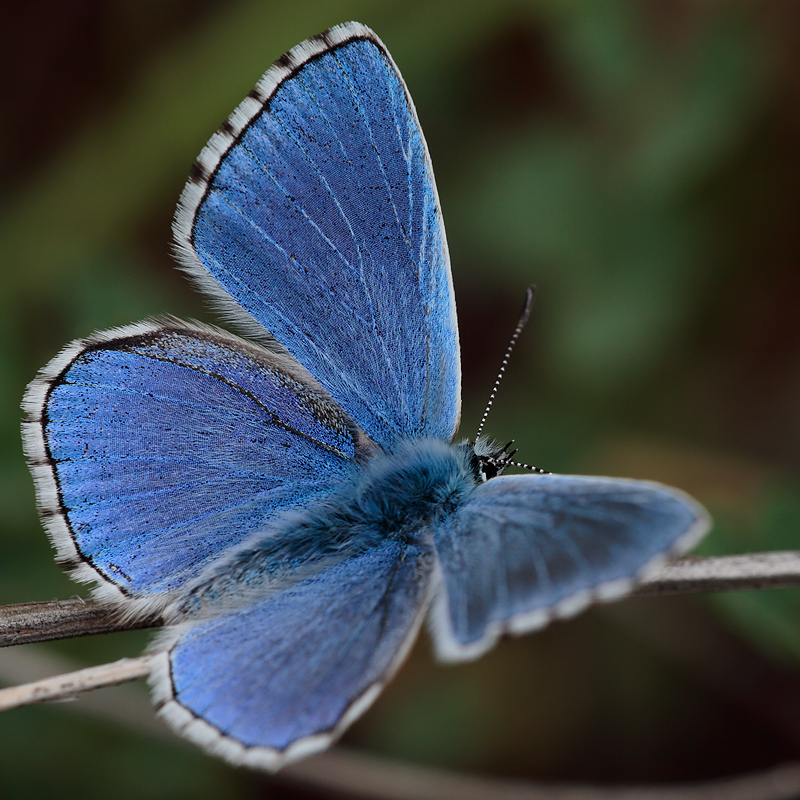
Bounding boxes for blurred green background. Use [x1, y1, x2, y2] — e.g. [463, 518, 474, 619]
[2, 1, 800, 797]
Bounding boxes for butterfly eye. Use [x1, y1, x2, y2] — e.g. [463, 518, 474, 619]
[467, 451, 484, 482]
[479, 458, 501, 482]
[468, 449, 507, 482]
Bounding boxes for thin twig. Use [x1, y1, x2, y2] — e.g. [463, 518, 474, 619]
[1, 650, 799, 800]
[0, 655, 154, 712]
[280, 751, 800, 800]
[633, 551, 800, 596]
[1, 551, 797, 648]
[0, 646, 165, 734]
[0, 598, 161, 647]
[1, 596, 800, 800]
[1, 550, 797, 715]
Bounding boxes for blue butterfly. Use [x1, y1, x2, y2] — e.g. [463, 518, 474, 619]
[22, 22, 709, 770]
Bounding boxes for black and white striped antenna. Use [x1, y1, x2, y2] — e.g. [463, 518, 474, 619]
[474, 285, 536, 442]
[474, 286, 549, 475]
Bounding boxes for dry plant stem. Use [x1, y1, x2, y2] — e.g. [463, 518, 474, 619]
[0, 598, 161, 646]
[0, 655, 154, 712]
[634, 551, 800, 595]
[1, 551, 798, 649]
[281, 752, 800, 800]
[0, 550, 798, 713]
[1, 655, 799, 800]
[1, 552, 799, 800]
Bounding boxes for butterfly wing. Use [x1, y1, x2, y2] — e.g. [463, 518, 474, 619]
[151, 539, 434, 769]
[174, 22, 460, 450]
[430, 474, 710, 661]
[22, 320, 370, 611]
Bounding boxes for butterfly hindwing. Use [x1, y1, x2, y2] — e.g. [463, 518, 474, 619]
[431, 474, 710, 661]
[151, 539, 434, 769]
[22, 320, 369, 610]
[174, 22, 460, 450]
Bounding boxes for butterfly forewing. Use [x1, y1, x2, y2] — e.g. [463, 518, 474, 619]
[175, 23, 460, 450]
[23, 320, 367, 608]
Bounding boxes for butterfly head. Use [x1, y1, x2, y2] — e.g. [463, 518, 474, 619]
[464, 437, 551, 483]
[466, 438, 516, 483]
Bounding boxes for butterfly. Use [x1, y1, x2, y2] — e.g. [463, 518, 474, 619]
[21, 22, 710, 770]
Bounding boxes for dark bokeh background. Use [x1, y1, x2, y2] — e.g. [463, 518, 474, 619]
[2, 1, 800, 798]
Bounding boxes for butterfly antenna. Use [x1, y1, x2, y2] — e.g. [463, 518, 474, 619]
[475, 286, 536, 441]
[507, 459, 550, 475]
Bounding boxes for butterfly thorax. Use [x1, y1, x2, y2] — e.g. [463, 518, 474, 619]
[352, 438, 480, 533]
[171, 438, 503, 621]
